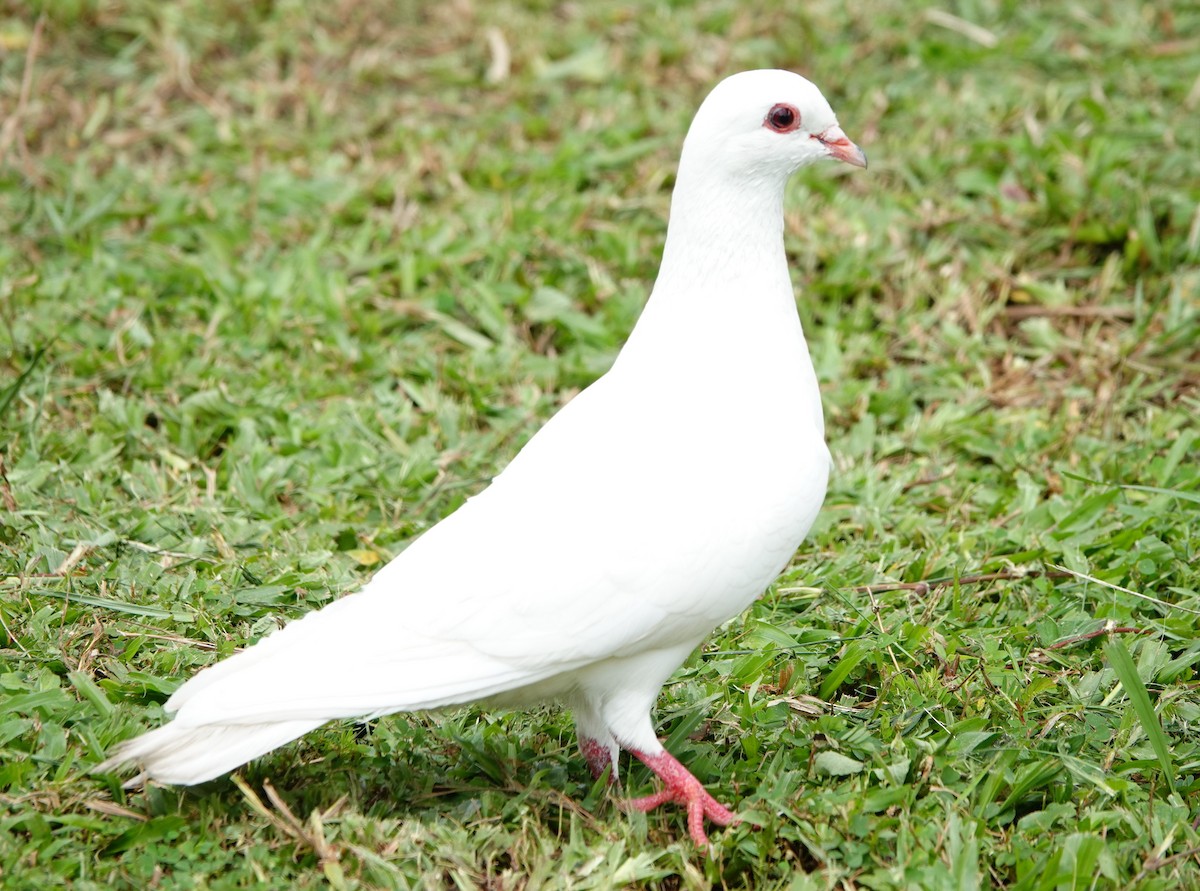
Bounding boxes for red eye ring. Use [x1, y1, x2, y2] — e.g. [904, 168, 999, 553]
[764, 103, 801, 133]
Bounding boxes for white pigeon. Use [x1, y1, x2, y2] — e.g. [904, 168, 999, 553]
[97, 69, 866, 847]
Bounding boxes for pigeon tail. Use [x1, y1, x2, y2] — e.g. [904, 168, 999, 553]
[95, 718, 325, 787]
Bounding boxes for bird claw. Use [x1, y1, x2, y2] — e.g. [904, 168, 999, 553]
[625, 748, 738, 848]
[626, 786, 737, 848]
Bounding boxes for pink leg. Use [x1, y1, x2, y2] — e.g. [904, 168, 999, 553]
[626, 748, 737, 847]
[579, 735, 616, 783]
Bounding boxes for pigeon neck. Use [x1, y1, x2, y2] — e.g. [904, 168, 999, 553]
[610, 161, 823, 435]
[654, 166, 788, 293]
[616, 163, 797, 368]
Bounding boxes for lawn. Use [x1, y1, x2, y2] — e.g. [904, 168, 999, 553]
[2, 0, 1199, 887]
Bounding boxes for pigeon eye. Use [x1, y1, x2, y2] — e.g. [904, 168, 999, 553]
[764, 103, 801, 133]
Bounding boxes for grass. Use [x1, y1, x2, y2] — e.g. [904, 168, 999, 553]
[2, 0, 1199, 887]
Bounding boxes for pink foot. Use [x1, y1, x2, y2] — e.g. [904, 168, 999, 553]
[626, 748, 737, 847]
[579, 736, 615, 783]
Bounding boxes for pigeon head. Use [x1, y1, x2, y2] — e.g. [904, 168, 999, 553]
[680, 69, 867, 182]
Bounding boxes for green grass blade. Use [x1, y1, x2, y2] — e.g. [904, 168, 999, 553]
[28, 588, 179, 619]
[1105, 639, 1177, 795]
[819, 639, 868, 700]
[67, 670, 115, 718]
[0, 344, 48, 420]
[1060, 470, 1200, 505]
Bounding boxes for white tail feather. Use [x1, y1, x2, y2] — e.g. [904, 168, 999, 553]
[96, 718, 325, 787]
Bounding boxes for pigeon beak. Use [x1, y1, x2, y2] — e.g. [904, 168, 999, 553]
[816, 126, 868, 169]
